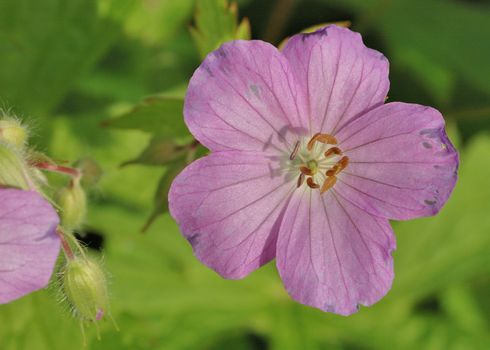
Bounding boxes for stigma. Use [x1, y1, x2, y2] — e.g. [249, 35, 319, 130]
[289, 133, 348, 194]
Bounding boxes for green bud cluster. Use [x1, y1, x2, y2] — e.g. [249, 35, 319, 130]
[0, 112, 113, 341]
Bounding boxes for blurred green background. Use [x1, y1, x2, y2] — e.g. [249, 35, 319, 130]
[1, 0, 490, 349]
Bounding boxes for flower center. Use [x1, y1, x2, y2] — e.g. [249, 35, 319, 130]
[289, 133, 349, 194]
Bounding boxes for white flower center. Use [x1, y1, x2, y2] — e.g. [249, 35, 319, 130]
[286, 133, 348, 194]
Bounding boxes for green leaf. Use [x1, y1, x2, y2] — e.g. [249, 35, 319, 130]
[392, 134, 490, 301]
[103, 96, 189, 138]
[123, 0, 194, 45]
[120, 137, 188, 168]
[190, 0, 251, 59]
[331, 0, 490, 102]
[141, 160, 187, 232]
[0, 0, 134, 117]
[48, 113, 162, 210]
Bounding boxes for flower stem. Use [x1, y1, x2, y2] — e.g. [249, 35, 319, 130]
[32, 161, 81, 178]
[56, 227, 75, 260]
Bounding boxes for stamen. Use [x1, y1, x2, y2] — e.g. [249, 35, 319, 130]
[326, 156, 349, 176]
[307, 133, 338, 151]
[320, 176, 337, 194]
[289, 141, 300, 160]
[297, 173, 305, 188]
[324, 147, 342, 157]
[326, 166, 339, 177]
[300, 166, 313, 176]
[337, 156, 349, 172]
[306, 177, 320, 189]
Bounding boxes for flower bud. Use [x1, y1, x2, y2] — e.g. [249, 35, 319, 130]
[74, 157, 103, 188]
[57, 178, 86, 230]
[0, 117, 28, 149]
[0, 142, 32, 189]
[62, 257, 110, 322]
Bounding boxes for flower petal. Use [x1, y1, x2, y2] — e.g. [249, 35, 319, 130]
[0, 189, 60, 304]
[185, 40, 308, 155]
[335, 102, 458, 220]
[282, 25, 389, 135]
[276, 189, 395, 315]
[169, 152, 295, 279]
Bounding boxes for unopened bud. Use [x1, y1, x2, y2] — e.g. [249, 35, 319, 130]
[0, 117, 28, 149]
[57, 178, 86, 230]
[0, 142, 33, 189]
[62, 257, 110, 322]
[74, 157, 103, 188]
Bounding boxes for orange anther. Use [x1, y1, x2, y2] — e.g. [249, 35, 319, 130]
[289, 141, 300, 160]
[300, 166, 313, 176]
[307, 133, 338, 151]
[306, 177, 320, 189]
[337, 156, 349, 172]
[297, 173, 305, 188]
[320, 176, 337, 194]
[326, 166, 338, 177]
[324, 147, 342, 157]
[326, 156, 349, 177]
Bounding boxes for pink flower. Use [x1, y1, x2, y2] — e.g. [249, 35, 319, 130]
[169, 25, 458, 315]
[0, 188, 60, 303]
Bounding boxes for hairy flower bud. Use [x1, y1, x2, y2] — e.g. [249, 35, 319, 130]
[57, 178, 86, 230]
[62, 257, 109, 322]
[0, 117, 28, 149]
[0, 142, 33, 189]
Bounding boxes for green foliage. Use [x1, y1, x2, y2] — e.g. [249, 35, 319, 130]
[124, 0, 194, 45]
[141, 159, 187, 233]
[120, 138, 188, 168]
[104, 96, 189, 138]
[190, 0, 251, 58]
[330, 0, 490, 108]
[1, 0, 490, 349]
[103, 95, 196, 231]
[0, 0, 134, 117]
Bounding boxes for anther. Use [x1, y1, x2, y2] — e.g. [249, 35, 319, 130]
[306, 177, 320, 189]
[326, 166, 338, 177]
[326, 156, 349, 177]
[307, 133, 338, 151]
[324, 147, 342, 157]
[297, 173, 305, 188]
[337, 156, 349, 172]
[289, 141, 300, 160]
[300, 166, 313, 176]
[320, 176, 337, 194]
